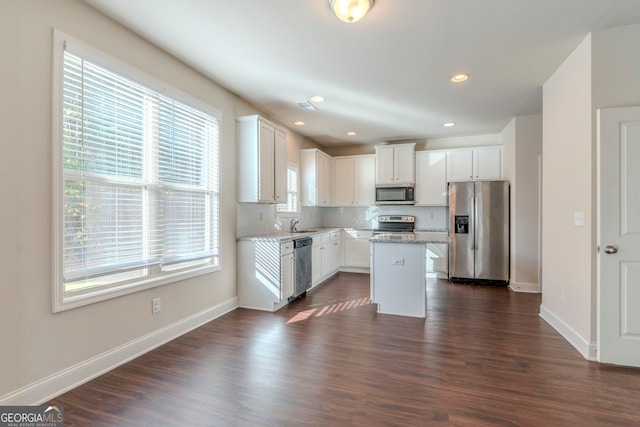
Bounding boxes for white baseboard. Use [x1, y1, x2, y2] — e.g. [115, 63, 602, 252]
[0, 297, 238, 406]
[509, 280, 541, 293]
[539, 304, 597, 361]
[339, 267, 369, 274]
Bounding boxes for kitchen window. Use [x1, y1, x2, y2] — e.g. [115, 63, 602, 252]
[51, 30, 220, 312]
[277, 164, 298, 215]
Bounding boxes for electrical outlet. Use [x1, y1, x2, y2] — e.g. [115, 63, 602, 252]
[152, 298, 161, 314]
[392, 258, 405, 265]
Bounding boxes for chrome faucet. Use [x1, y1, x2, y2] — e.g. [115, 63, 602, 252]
[290, 218, 300, 232]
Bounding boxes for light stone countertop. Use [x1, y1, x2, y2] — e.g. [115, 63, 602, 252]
[237, 227, 342, 242]
[370, 231, 449, 244]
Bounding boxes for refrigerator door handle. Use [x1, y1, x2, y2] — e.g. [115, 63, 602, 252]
[473, 196, 478, 251]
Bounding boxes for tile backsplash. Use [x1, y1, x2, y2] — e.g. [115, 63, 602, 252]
[237, 203, 448, 237]
[321, 205, 448, 231]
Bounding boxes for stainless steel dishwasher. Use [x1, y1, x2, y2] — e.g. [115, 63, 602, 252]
[291, 237, 312, 299]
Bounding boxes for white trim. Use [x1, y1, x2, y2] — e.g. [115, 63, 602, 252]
[339, 267, 370, 274]
[509, 280, 541, 293]
[0, 297, 238, 406]
[539, 304, 597, 361]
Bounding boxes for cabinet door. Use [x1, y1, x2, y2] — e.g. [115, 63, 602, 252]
[394, 145, 415, 184]
[473, 146, 502, 180]
[343, 238, 371, 268]
[415, 151, 448, 205]
[318, 153, 333, 206]
[311, 243, 322, 286]
[280, 252, 295, 300]
[273, 129, 287, 203]
[334, 157, 355, 206]
[426, 243, 448, 277]
[324, 238, 340, 276]
[258, 122, 275, 202]
[375, 146, 396, 184]
[447, 149, 474, 182]
[355, 155, 375, 206]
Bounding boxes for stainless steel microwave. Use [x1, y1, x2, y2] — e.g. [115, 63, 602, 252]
[375, 184, 415, 205]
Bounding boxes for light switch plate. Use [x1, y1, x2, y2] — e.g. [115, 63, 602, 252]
[574, 212, 585, 227]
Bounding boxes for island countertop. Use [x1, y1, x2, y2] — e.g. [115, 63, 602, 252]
[370, 231, 449, 244]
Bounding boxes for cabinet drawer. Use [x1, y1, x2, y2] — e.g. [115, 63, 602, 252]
[281, 241, 294, 255]
[321, 231, 339, 244]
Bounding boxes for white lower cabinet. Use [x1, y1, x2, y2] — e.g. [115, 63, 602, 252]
[312, 231, 341, 287]
[341, 229, 372, 270]
[280, 244, 295, 300]
[238, 240, 295, 311]
[426, 243, 448, 278]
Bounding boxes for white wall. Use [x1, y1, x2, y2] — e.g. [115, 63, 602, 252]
[540, 35, 593, 357]
[501, 115, 542, 293]
[541, 23, 640, 360]
[0, 0, 258, 403]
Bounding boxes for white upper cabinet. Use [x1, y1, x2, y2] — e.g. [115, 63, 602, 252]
[473, 146, 502, 180]
[301, 148, 333, 206]
[447, 146, 502, 181]
[375, 143, 415, 185]
[333, 155, 375, 207]
[415, 150, 448, 206]
[237, 115, 287, 203]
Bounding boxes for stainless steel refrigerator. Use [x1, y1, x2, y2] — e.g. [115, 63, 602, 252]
[449, 181, 509, 284]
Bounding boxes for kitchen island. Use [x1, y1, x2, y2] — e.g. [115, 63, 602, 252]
[370, 232, 449, 318]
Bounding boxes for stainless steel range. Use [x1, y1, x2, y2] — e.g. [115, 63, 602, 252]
[374, 215, 415, 238]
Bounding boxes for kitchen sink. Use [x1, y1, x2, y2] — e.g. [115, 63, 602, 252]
[292, 229, 318, 233]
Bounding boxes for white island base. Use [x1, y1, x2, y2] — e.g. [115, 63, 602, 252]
[370, 241, 426, 318]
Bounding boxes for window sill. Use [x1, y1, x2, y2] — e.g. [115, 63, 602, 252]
[53, 263, 221, 313]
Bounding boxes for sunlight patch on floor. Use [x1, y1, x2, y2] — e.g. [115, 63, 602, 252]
[287, 297, 371, 323]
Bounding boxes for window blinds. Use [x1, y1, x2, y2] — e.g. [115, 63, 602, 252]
[62, 49, 219, 285]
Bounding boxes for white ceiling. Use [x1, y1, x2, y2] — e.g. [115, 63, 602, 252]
[83, 0, 640, 147]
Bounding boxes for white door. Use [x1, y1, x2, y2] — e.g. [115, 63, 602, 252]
[598, 106, 640, 367]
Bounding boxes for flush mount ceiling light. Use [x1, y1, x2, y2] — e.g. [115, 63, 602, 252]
[451, 74, 469, 83]
[310, 95, 325, 103]
[294, 121, 305, 126]
[346, 131, 357, 136]
[329, 0, 374, 23]
[443, 122, 456, 127]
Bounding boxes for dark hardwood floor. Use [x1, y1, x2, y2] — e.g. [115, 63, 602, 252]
[50, 273, 640, 426]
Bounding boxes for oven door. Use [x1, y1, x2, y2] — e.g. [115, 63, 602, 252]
[375, 186, 414, 205]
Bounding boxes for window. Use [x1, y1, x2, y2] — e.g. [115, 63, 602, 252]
[277, 164, 298, 215]
[52, 31, 220, 311]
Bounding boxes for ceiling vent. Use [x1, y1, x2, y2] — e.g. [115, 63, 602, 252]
[296, 100, 319, 112]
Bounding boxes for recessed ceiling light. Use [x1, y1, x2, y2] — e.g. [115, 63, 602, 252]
[443, 122, 456, 127]
[450, 74, 469, 83]
[294, 121, 305, 126]
[310, 96, 325, 103]
[346, 131, 357, 136]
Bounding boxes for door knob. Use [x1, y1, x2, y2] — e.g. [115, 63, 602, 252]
[604, 245, 618, 254]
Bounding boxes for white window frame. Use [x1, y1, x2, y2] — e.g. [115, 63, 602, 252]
[276, 163, 299, 216]
[51, 30, 221, 312]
